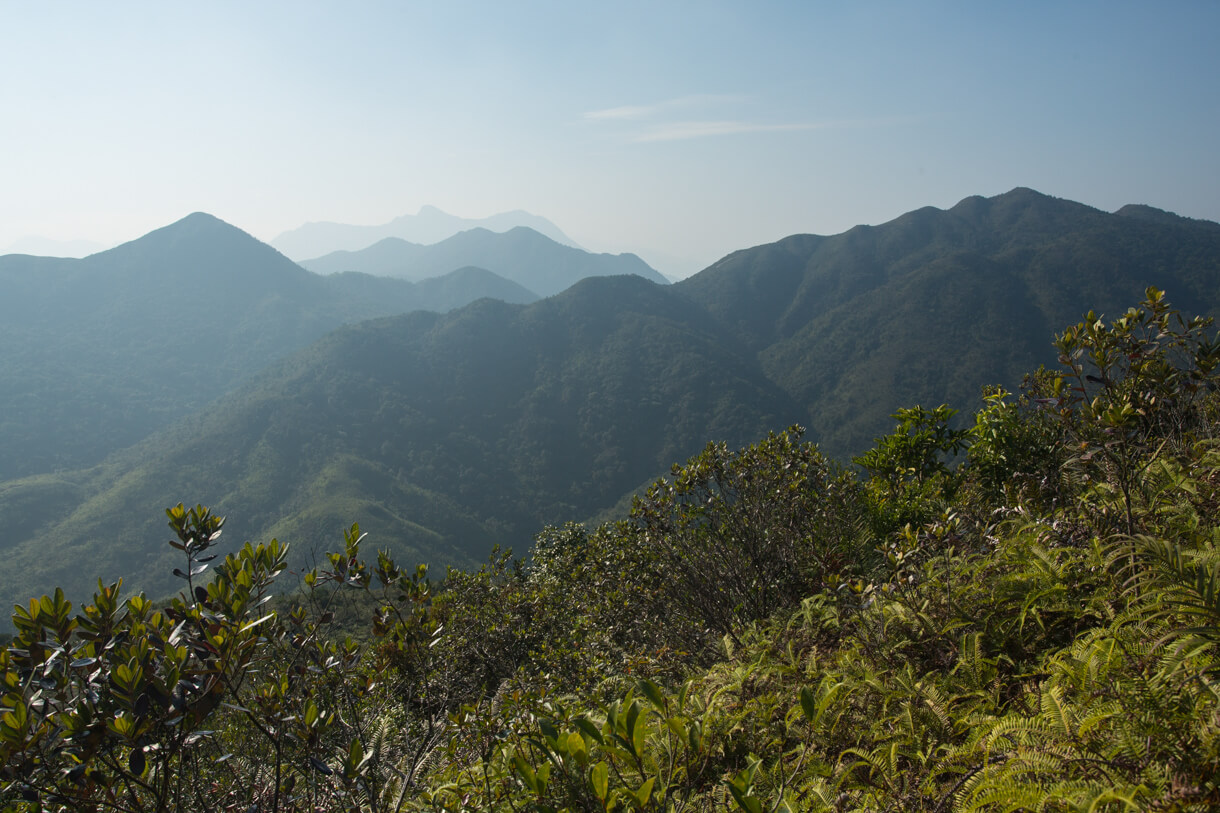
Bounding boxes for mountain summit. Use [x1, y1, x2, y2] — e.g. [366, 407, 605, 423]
[271, 206, 580, 260]
[677, 186, 1220, 453]
[300, 226, 666, 297]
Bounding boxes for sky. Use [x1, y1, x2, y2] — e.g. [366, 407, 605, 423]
[2, 1, 1218, 278]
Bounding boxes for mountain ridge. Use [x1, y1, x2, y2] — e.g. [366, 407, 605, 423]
[4, 188, 1220, 616]
[677, 186, 1220, 453]
[0, 272, 801, 609]
[300, 225, 667, 297]
[271, 205, 580, 260]
[0, 214, 542, 479]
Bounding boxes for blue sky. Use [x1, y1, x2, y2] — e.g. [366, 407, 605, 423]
[2, 1, 1217, 276]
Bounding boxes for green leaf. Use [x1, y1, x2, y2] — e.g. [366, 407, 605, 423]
[513, 754, 538, 794]
[799, 685, 816, 723]
[568, 731, 588, 766]
[639, 678, 665, 709]
[727, 782, 763, 813]
[590, 761, 609, 801]
[626, 700, 645, 757]
[238, 612, 275, 634]
[573, 716, 604, 744]
[635, 776, 656, 807]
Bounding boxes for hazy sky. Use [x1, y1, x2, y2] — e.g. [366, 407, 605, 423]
[3, 2, 1218, 277]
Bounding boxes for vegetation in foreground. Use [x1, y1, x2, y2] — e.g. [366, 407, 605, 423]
[3, 288, 1220, 811]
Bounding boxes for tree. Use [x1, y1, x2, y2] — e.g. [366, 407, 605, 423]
[1048, 287, 1220, 534]
[631, 427, 869, 646]
[0, 506, 446, 812]
[854, 404, 969, 533]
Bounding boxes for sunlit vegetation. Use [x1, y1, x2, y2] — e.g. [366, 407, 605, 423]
[4, 289, 1220, 811]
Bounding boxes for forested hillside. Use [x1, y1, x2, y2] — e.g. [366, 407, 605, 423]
[0, 214, 538, 480]
[4, 189, 1220, 617]
[677, 188, 1220, 453]
[4, 288, 1218, 811]
[0, 275, 800, 612]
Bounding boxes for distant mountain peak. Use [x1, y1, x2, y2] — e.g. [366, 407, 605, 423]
[1001, 186, 1045, 198]
[300, 225, 667, 296]
[110, 211, 270, 254]
[179, 211, 227, 225]
[271, 207, 581, 260]
[953, 187, 1056, 209]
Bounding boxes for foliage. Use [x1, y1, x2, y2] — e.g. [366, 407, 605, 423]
[631, 428, 871, 648]
[1046, 286, 1220, 534]
[965, 381, 1068, 509]
[854, 404, 969, 532]
[0, 506, 455, 812]
[5, 288, 1220, 811]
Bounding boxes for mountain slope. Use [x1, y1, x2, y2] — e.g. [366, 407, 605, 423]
[677, 187, 1220, 455]
[5, 188, 1220, 618]
[300, 227, 668, 296]
[0, 275, 802, 611]
[0, 215, 539, 479]
[271, 205, 579, 259]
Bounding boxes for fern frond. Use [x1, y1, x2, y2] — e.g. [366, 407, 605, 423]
[1039, 684, 1078, 740]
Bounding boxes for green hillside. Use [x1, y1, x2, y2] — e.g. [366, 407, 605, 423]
[5, 287, 1220, 811]
[0, 215, 537, 480]
[0, 275, 800, 611]
[678, 188, 1220, 455]
[4, 189, 1220, 620]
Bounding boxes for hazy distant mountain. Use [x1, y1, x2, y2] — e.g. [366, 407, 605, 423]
[300, 236, 427, 276]
[0, 214, 540, 480]
[5, 188, 1220, 616]
[1, 236, 109, 257]
[300, 227, 668, 297]
[404, 266, 539, 308]
[271, 205, 580, 260]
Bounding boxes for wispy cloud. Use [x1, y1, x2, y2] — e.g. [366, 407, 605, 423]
[582, 95, 856, 143]
[633, 120, 825, 143]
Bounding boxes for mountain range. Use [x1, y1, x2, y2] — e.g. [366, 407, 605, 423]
[0, 219, 649, 480]
[270, 205, 579, 260]
[299, 226, 667, 297]
[680, 187, 1220, 452]
[3, 187, 1220, 616]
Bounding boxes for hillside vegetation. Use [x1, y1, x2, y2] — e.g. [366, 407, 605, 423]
[3, 288, 1220, 811]
[5, 189, 1220, 617]
[0, 276, 799, 613]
